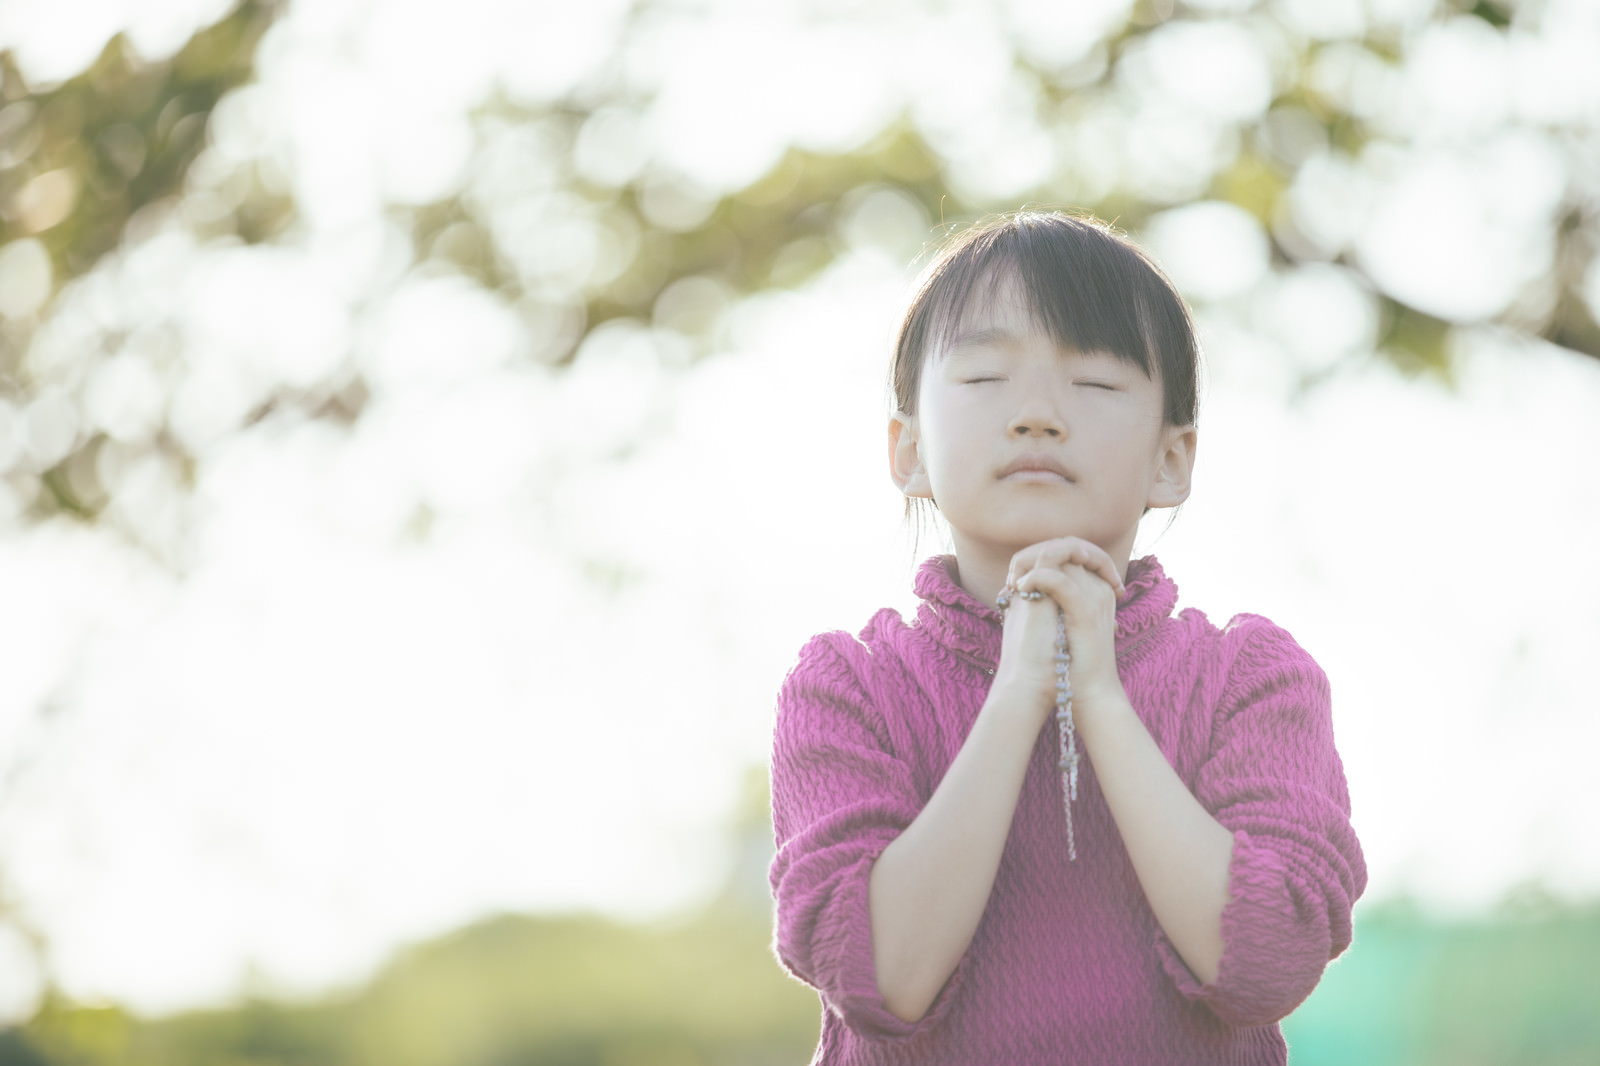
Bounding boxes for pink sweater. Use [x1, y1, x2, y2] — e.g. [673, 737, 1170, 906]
[769, 555, 1366, 1064]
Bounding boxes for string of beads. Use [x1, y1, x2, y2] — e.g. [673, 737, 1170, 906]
[994, 585, 1080, 861]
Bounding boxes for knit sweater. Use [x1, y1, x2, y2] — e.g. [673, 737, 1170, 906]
[768, 555, 1366, 1065]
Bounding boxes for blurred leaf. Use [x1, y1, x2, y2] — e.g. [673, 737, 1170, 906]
[0, 0, 287, 308]
[4, 0, 1600, 540]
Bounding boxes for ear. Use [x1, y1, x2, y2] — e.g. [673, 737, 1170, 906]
[889, 411, 933, 499]
[1146, 424, 1196, 510]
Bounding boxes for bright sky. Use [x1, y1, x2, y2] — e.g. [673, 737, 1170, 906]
[2, 0, 1599, 1023]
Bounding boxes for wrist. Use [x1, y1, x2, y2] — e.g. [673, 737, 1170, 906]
[982, 675, 1054, 731]
[1070, 677, 1134, 736]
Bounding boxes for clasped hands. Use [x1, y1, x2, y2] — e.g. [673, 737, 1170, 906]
[992, 537, 1127, 727]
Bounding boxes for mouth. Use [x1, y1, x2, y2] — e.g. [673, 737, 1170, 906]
[998, 454, 1075, 482]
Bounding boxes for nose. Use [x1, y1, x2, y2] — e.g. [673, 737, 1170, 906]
[1007, 391, 1067, 439]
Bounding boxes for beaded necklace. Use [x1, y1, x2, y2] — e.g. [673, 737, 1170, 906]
[994, 586, 1080, 860]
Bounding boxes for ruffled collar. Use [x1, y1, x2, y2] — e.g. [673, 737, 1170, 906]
[912, 554, 1178, 671]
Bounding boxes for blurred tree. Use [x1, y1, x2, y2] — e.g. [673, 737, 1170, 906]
[0, 0, 291, 1008]
[10, 881, 1600, 1064]
[0, 0, 288, 290]
[12, 909, 821, 1065]
[14, 815, 823, 1066]
[2, 0, 1597, 536]
[1, 0, 289, 530]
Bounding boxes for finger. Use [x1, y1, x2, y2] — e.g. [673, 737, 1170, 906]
[1017, 563, 1080, 602]
[1025, 538, 1125, 600]
[1027, 561, 1125, 619]
[1009, 541, 1073, 588]
[1017, 566, 1076, 616]
[1013, 563, 1055, 600]
[1080, 551, 1126, 600]
[1006, 547, 1043, 590]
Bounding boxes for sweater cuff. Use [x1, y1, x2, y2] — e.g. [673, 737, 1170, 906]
[819, 851, 968, 1041]
[1154, 829, 1318, 1027]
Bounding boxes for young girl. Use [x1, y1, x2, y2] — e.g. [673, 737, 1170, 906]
[768, 212, 1366, 1064]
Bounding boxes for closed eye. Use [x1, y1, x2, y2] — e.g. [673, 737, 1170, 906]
[1076, 380, 1120, 390]
[963, 376, 1004, 384]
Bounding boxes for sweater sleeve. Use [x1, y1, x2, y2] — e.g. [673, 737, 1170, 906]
[1154, 615, 1368, 1027]
[767, 632, 962, 1040]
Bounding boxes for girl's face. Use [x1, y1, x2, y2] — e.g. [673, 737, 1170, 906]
[890, 275, 1196, 573]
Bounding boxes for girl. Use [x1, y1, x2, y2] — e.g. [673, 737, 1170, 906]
[768, 211, 1365, 1064]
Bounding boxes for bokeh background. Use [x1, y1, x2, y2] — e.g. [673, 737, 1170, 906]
[1, 0, 1598, 1062]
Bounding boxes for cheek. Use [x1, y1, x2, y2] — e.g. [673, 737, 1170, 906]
[917, 404, 980, 474]
[921, 383, 991, 436]
[912, 393, 953, 455]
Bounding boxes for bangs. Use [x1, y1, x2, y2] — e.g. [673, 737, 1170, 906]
[892, 213, 1199, 428]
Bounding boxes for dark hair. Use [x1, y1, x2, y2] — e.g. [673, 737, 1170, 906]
[891, 211, 1200, 428]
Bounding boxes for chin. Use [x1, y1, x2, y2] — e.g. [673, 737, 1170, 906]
[999, 517, 1125, 556]
[1017, 510, 1089, 539]
[998, 519, 1093, 550]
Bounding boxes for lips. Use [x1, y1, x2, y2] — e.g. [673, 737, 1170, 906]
[998, 453, 1075, 482]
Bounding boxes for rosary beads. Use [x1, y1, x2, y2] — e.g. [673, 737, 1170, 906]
[994, 586, 1080, 861]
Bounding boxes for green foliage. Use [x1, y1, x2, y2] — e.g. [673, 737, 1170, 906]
[14, 908, 819, 1066]
[346, 910, 816, 1066]
[1284, 898, 1600, 1065]
[0, 0, 291, 521]
[11, 896, 1600, 1065]
[0, 0, 288, 317]
[4, 0, 1600, 532]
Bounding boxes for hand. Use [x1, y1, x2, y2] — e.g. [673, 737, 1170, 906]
[992, 538, 1126, 724]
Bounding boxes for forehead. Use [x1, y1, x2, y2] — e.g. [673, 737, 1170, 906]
[936, 270, 1048, 354]
[929, 267, 1160, 390]
[953, 272, 1031, 326]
